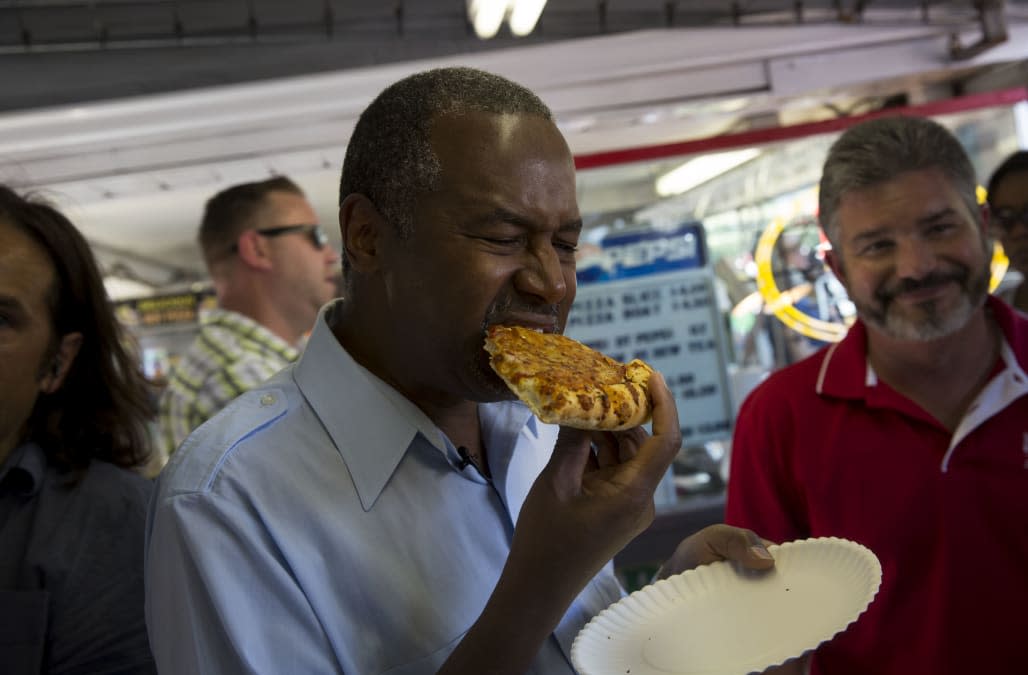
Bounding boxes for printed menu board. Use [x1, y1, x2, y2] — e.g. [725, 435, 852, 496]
[566, 222, 733, 446]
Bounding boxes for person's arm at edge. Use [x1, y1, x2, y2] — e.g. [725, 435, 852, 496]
[50, 476, 157, 674]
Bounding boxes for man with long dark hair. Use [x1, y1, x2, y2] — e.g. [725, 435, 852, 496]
[0, 185, 156, 674]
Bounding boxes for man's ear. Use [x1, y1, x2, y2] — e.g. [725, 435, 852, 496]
[234, 229, 274, 271]
[339, 194, 386, 274]
[824, 247, 847, 287]
[39, 332, 83, 395]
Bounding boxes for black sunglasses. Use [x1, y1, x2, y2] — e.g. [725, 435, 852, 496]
[992, 206, 1028, 232]
[233, 224, 329, 252]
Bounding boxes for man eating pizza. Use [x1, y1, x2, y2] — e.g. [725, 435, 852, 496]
[145, 66, 776, 674]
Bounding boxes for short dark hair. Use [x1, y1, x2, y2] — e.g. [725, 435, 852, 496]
[339, 66, 553, 256]
[198, 176, 304, 267]
[0, 185, 154, 473]
[819, 115, 980, 250]
[986, 150, 1028, 204]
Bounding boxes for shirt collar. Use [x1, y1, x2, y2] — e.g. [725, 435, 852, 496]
[816, 295, 1028, 400]
[293, 302, 445, 511]
[814, 319, 868, 399]
[293, 302, 537, 512]
[293, 302, 544, 511]
[478, 399, 538, 505]
[202, 307, 301, 357]
[0, 441, 47, 497]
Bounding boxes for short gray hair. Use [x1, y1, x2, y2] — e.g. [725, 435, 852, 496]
[818, 115, 980, 250]
[339, 66, 553, 247]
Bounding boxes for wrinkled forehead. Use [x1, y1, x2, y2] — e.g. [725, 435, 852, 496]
[429, 111, 571, 165]
[836, 169, 975, 232]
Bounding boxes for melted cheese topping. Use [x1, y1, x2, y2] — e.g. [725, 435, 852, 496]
[484, 325, 653, 430]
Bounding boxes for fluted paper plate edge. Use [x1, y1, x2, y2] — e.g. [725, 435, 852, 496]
[571, 536, 883, 675]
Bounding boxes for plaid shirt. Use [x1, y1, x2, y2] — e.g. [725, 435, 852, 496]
[158, 309, 299, 457]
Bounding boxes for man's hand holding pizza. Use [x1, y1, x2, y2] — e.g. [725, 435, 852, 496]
[442, 330, 777, 675]
[484, 325, 681, 593]
[483, 327, 777, 585]
[510, 369, 681, 599]
[444, 367, 681, 675]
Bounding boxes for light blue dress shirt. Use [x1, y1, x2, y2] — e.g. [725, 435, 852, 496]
[145, 301, 624, 674]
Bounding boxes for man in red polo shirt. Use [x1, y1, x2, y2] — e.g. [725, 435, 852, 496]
[726, 115, 1027, 675]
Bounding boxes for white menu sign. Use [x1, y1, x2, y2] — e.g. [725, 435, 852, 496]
[566, 223, 733, 446]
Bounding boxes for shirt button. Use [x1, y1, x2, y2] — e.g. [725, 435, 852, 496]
[259, 393, 276, 407]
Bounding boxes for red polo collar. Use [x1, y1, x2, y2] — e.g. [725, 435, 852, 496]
[814, 296, 1027, 428]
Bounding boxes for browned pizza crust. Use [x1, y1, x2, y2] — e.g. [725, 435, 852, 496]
[484, 325, 654, 430]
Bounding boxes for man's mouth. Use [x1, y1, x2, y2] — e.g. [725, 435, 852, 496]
[489, 315, 560, 334]
[892, 282, 952, 303]
[880, 271, 964, 305]
[482, 295, 562, 335]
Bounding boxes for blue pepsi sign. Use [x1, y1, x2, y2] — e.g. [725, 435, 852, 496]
[576, 221, 707, 284]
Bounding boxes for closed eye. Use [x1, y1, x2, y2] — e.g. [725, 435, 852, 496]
[481, 236, 525, 247]
[0, 300, 25, 329]
[857, 239, 893, 257]
[924, 222, 955, 237]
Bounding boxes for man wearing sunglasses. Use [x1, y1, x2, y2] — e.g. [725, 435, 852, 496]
[157, 176, 340, 458]
[987, 150, 1028, 313]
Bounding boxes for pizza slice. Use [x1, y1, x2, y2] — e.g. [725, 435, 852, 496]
[484, 324, 654, 430]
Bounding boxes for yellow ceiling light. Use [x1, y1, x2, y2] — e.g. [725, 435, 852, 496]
[655, 148, 760, 197]
[467, 0, 547, 39]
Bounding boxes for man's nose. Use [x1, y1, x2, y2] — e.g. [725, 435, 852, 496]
[514, 245, 567, 304]
[894, 239, 937, 280]
[325, 242, 341, 264]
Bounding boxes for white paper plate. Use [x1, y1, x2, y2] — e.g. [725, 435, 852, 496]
[571, 537, 882, 675]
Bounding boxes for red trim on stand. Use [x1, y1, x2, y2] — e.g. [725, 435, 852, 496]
[574, 87, 1028, 170]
